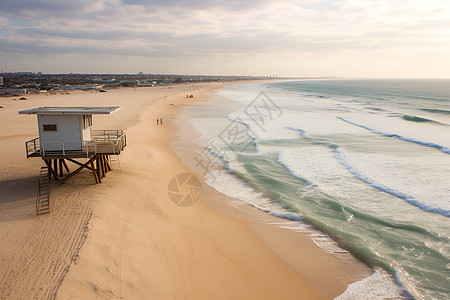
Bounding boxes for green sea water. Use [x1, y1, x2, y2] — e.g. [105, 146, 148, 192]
[180, 79, 450, 299]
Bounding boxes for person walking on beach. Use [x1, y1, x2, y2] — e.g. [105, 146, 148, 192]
[160, 118, 163, 126]
[157, 119, 159, 125]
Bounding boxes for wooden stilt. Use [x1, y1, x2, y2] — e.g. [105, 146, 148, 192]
[98, 155, 105, 178]
[98, 156, 102, 179]
[59, 159, 64, 177]
[96, 156, 102, 183]
[66, 158, 93, 171]
[59, 157, 96, 184]
[46, 159, 52, 180]
[105, 156, 112, 172]
[41, 153, 118, 184]
[44, 159, 60, 181]
[100, 155, 106, 177]
[53, 159, 58, 179]
[102, 155, 108, 174]
[101, 155, 106, 174]
[90, 159, 99, 184]
[98, 157, 103, 181]
[62, 159, 70, 172]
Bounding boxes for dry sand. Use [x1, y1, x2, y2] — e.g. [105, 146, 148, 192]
[0, 83, 371, 299]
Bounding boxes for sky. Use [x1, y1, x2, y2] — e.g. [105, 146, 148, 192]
[0, 0, 449, 77]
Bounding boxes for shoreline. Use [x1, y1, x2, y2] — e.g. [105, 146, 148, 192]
[55, 82, 330, 299]
[1, 82, 371, 299]
[171, 84, 374, 296]
[172, 81, 414, 299]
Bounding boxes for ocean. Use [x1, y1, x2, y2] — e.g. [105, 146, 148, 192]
[175, 79, 450, 299]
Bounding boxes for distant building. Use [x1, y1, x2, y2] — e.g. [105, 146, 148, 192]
[53, 84, 102, 90]
[0, 88, 38, 94]
[138, 72, 144, 75]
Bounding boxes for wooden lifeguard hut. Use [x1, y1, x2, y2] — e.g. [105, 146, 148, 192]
[20, 106, 127, 214]
[20, 106, 126, 184]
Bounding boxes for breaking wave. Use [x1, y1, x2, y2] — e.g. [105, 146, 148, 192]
[337, 117, 450, 155]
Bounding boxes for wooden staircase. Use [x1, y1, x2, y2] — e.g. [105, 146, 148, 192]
[37, 166, 50, 215]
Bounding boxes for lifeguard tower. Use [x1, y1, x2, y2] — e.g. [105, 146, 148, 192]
[19, 107, 127, 214]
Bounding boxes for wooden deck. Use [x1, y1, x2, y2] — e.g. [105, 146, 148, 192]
[25, 130, 127, 159]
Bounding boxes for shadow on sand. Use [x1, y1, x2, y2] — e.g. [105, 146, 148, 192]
[0, 176, 39, 220]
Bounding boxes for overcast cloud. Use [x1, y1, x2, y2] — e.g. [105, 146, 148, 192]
[0, 0, 449, 76]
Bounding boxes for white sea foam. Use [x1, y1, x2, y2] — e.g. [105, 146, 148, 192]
[333, 148, 450, 217]
[337, 116, 450, 154]
[204, 155, 409, 300]
[204, 167, 301, 221]
[176, 80, 450, 299]
[274, 221, 351, 256]
[335, 269, 408, 300]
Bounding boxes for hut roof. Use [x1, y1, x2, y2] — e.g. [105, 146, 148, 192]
[19, 106, 120, 115]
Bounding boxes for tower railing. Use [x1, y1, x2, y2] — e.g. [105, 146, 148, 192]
[25, 137, 40, 158]
[24, 130, 127, 158]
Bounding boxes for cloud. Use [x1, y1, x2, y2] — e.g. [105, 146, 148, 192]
[0, 0, 449, 76]
[1, 0, 96, 17]
[120, 0, 276, 11]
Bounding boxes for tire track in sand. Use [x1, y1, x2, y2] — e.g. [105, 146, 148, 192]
[0, 185, 93, 300]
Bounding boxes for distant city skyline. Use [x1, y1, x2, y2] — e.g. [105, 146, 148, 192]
[1, 0, 449, 78]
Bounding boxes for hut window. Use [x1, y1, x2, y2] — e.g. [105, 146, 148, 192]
[43, 124, 57, 131]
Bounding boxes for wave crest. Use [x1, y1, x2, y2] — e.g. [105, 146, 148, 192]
[337, 117, 450, 155]
[332, 148, 450, 217]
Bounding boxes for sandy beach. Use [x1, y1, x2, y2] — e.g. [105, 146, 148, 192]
[0, 83, 371, 299]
